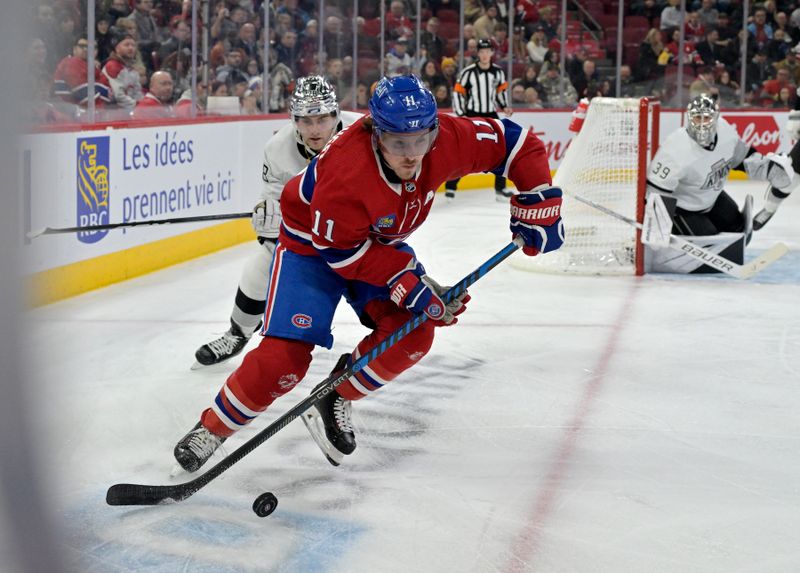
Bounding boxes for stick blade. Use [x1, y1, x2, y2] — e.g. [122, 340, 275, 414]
[739, 242, 789, 279]
[106, 483, 192, 506]
[25, 228, 47, 240]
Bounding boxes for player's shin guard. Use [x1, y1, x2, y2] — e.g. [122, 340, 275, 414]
[200, 336, 314, 437]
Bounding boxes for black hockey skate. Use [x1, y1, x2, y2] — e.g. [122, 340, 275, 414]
[301, 353, 356, 466]
[173, 422, 226, 473]
[193, 319, 260, 368]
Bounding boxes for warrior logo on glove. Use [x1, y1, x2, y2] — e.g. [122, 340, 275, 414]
[509, 186, 565, 256]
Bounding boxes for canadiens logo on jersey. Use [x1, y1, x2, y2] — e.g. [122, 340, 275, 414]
[291, 313, 313, 328]
[76, 136, 110, 244]
[376, 214, 397, 228]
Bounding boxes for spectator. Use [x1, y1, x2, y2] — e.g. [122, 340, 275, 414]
[748, 8, 774, 52]
[54, 9, 78, 67]
[160, 49, 192, 98]
[573, 59, 600, 99]
[211, 3, 247, 43]
[419, 59, 445, 89]
[34, 4, 59, 71]
[526, 25, 548, 65]
[689, 66, 719, 99]
[697, 0, 720, 31]
[464, 37, 479, 62]
[696, 28, 727, 68]
[511, 26, 528, 63]
[107, 0, 131, 25]
[661, 0, 682, 31]
[684, 11, 706, 44]
[102, 31, 143, 111]
[325, 57, 347, 97]
[323, 16, 351, 60]
[524, 86, 544, 108]
[440, 56, 458, 89]
[123, 0, 161, 47]
[492, 23, 510, 63]
[665, 27, 703, 67]
[747, 48, 772, 92]
[538, 64, 578, 107]
[278, 0, 311, 33]
[232, 22, 260, 63]
[135, 70, 174, 118]
[716, 69, 740, 106]
[632, 0, 661, 28]
[209, 79, 228, 97]
[773, 44, 800, 85]
[245, 57, 260, 80]
[538, 48, 561, 79]
[420, 17, 445, 63]
[353, 81, 370, 109]
[158, 18, 190, 63]
[386, 37, 413, 77]
[518, 64, 542, 91]
[216, 49, 249, 86]
[432, 82, 452, 107]
[538, 6, 559, 41]
[275, 29, 299, 69]
[53, 36, 111, 108]
[767, 28, 793, 62]
[566, 47, 590, 85]
[464, 0, 484, 24]
[610, 64, 637, 97]
[759, 67, 794, 104]
[474, 4, 500, 40]
[95, 14, 114, 63]
[517, 0, 541, 36]
[510, 82, 526, 107]
[386, 0, 414, 41]
[636, 28, 667, 82]
[773, 85, 794, 107]
[774, 11, 790, 36]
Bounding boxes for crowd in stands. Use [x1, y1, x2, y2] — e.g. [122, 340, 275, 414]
[26, 0, 800, 123]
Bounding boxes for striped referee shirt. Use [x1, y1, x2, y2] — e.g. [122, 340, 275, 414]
[452, 62, 509, 116]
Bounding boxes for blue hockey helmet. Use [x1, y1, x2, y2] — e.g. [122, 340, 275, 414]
[369, 75, 438, 134]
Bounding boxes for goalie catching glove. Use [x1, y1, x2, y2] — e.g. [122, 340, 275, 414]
[388, 262, 470, 326]
[743, 152, 794, 190]
[251, 197, 281, 239]
[510, 186, 565, 256]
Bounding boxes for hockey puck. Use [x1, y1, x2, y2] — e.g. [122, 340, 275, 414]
[252, 492, 278, 517]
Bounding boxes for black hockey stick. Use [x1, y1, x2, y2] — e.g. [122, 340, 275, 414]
[26, 212, 252, 239]
[106, 239, 523, 506]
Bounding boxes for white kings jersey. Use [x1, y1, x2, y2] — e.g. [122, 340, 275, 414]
[261, 110, 362, 203]
[646, 118, 750, 212]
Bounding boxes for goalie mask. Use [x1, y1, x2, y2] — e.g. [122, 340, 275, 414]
[290, 75, 340, 153]
[686, 94, 719, 147]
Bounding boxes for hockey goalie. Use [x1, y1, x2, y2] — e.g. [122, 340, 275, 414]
[643, 94, 796, 274]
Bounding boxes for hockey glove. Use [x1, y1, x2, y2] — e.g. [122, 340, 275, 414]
[510, 186, 565, 256]
[389, 264, 470, 326]
[251, 197, 281, 239]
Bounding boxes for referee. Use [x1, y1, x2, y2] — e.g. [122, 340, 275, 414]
[446, 38, 513, 201]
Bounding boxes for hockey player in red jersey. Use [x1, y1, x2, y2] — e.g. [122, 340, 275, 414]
[173, 75, 564, 471]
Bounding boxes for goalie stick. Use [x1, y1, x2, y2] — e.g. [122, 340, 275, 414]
[106, 239, 522, 506]
[26, 211, 252, 239]
[571, 194, 788, 279]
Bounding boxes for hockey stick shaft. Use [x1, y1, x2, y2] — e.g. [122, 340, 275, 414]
[26, 212, 252, 239]
[570, 193, 788, 279]
[106, 239, 522, 506]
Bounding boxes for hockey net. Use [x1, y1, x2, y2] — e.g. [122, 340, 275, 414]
[512, 97, 660, 275]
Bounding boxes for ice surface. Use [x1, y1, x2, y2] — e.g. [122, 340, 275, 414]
[21, 181, 800, 572]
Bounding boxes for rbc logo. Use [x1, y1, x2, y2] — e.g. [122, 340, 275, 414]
[76, 136, 110, 244]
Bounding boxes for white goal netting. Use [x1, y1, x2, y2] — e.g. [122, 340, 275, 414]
[512, 97, 658, 276]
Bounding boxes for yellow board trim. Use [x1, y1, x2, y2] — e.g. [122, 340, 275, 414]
[29, 219, 254, 307]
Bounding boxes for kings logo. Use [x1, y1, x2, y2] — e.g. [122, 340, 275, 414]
[76, 136, 110, 244]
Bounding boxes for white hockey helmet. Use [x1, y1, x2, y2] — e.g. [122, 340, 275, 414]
[290, 75, 340, 146]
[686, 94, 719, 147]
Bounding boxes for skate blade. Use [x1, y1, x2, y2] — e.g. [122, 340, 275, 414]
[190, 361, 205, 371]
[300, 411, 344, 467]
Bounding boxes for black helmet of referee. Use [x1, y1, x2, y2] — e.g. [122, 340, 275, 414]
[477, 38, 493, 50]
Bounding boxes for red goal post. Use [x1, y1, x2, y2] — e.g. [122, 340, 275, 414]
[512, 97, 661, 276]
